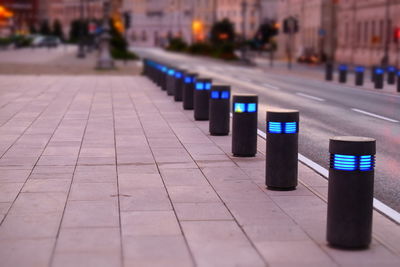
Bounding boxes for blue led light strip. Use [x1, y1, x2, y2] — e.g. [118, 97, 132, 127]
[330, 154, 375, 171]
[267, 122, 298, 134]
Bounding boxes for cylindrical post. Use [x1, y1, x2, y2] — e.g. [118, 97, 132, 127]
[397, 71, 400, 93]
[325, 62, 334, 81]
[166, 68, 176, 96]
[354, 66, 364, 86]
[265, 109, 299, 190]
[182, 73, 197, 110]
[174, 69, 185, 102]
[338, 64, 347, 83]
[232, 94, 258, 157]
[374, 67, 384, 89]
[327, 136, 376, 249]
[387, 66, 396, 85]
[160, 65, 169, 91]
[370, 65, 377, 82]
[209, 85, 231, 136]
[194, 78, 212, 120]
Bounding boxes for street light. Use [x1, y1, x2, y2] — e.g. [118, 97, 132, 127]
[77, 0, 86, 58]
[96, 0, 114, 69]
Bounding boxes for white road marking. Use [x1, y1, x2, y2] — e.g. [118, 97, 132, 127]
[262, 83, 280, 90]
[257, 128, 400, 224]
[296, 92, 325, 102]
[351, 108, 399, 123]
[240, 77, 252, 82]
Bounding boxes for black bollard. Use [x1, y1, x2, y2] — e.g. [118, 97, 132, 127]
[209, 85, 231, 136]
[387, 66, 396, 85]
[232, 94, 258, 157]
[325, 62, 334, 81]
[166, 68, 176, 96]
[397, 71, 400, 93]
[194, 78, 212, 120]
[265, 109, 299, 190]
[327, 136, 376, 249]
[370, 65, 378, 82]
[160, 65, 168, 91]
[338, 64, 347, 83]
[182, 73, 197, 110]
[174, 69, 185, 102]
[354, 66, 365, 86]
[374, 67, 384, 89]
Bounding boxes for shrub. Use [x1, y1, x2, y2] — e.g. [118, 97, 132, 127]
[187, 42, 212, 55]
[166, 37, 188, 52]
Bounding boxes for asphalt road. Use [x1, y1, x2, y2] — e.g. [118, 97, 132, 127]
[133, 48, 400, 212]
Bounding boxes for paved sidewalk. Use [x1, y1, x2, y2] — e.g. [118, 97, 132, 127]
[0, 75, 399, 267]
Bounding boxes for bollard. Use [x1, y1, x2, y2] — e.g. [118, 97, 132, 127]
[174, 69, 186, 102]
[182, 73, 197, 110]
[338, 64, 347, 83]
[325, 62, 334, 81]
[327, 136, 375, 249]
[265, 109, 299, 190]
[374, 67, 384, 89]
[166, 68, 176, 96]
[354, 66, 365, 86]
[209, 85, 231, 136]
[387, 66, 396, 85]
[397, 71, 400, 93]
[194, 78, 212, 120]
[160, 65, 169, 91]
[370, 65, 378, 82]
[232, 94, 258, 157]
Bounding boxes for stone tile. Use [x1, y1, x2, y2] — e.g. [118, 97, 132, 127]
[212, 180, 270, 202]
[9, 192, 66, 215]
[0, 182, 24, 202]
[119, 187, 172, 211]
[118, 173, 164, 189]
[0, 167, 31, 183]
[56, 228, 120, 253]
[181, 221, 265, 267]
[174, 203, 233, 221]
[0, 212, 62, 240]
[30, 166, 74, 180]
[74, 165, 116, 183]
[123, 236, 193, 267]
[52, 252, 121, 267]
[117, 164, 158, 174]
[121, 211, 181, 236]
[69, 182, 117, 201]
[36, 155, 77, 166]
[62, 200, 119, 228]
[160, 168, 209, 186]
[168, 186, 220, 203]
[0, 238, 55, 267]
[22, 179, 71, 193]
[77, 157, 115, 165]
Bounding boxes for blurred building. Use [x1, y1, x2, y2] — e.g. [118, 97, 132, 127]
[275, 0, 335, 62]
[1, 0, 39, 34]
[335, 0, 400, 67]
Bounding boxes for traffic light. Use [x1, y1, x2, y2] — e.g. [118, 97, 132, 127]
[394, 27, 400, 43]
[123, 12, 131, 29]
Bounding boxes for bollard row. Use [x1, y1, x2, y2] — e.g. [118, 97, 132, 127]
[143, 58, 377, 250]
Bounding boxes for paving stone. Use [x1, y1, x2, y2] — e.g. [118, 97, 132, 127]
[160, 168, 209, 186]
[9, 192, 66, 215]
[0, 182, 24, 202]
[22, 179, 71, 193]
[174, 203, 233, 221]
[52, 252, 121, 267]
[69, 182, 117, 201]
[119, 187, 172, 211]
[168, 185, 220, 203]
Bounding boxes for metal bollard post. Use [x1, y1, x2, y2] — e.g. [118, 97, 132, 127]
[397, 71, 400, 93]
[166, 68, 176, 96]
[160, 65, 168, 91]
[374, 67, 384, 89]
[370, 65, 378, 82]
[265, 109, 299, 190]
[174, 69, 186, 102]
[143, 58, 149, 77]
[325, 62, 333, 81]
[327, 136, 376, 249]
[209, 85, 231, 136]
[354, 66, 365, 86]
[387, 66, 396, 85]
[338, 64, 347, 83]
[182, 73, 197, 110]
[194, 78, 212, 120]
[232, 94, 258, 157]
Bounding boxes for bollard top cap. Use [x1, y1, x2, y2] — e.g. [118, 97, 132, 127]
[233, 94, 258, 103]
[266, 109, 299, 122]
[196, 78, 212, 83]
[211, 85, 231, 92]
[186, 73, 198, 77]
[329, 136, 376, 155]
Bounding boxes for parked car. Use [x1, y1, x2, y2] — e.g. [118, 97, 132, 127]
[31, 35, 61, 48]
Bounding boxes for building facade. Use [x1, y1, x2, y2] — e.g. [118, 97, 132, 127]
[335, 0, 400, 67]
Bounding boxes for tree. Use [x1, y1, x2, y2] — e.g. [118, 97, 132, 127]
[29, 24, 37, 34]
[39, 20, 51, 36]
[210, 19, 235, 45]
[52, 19, 64, 40]
[109, 18, 138, 60]
[69, 19, 88, 43]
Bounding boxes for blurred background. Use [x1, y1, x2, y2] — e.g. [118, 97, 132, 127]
[0, 0, 399, 67]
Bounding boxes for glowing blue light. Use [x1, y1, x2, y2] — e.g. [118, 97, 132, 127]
[184, 77, 192, 83]
[247, 103, 257, 112]
[168, 69, 175, 76]
[284, 122, 297, 133]
[221, 91, 230, 99]
[375, 68, 384, 75]
[331, 154, 374, 171]
[339, 65, 347, 71]
[387, 66, 396, 72]
[355, 66, 365, 72]
[162, 67, 168, 72]
[234, 103, 246, 113]
[196, 83, 204, 90]
[211, 91, 220, 99]
[268, 122, 282, 133]
[175, 72, 182, 78]
[205, 83, 211, 90]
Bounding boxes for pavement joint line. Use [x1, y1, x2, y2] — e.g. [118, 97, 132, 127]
[262, 83, 280, 90]
[296, 92, 326, 102]
[257, 128, 400, 225]
[351, 108, 399, 123]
